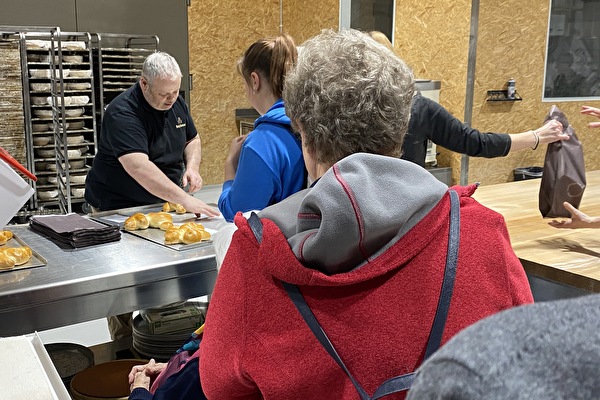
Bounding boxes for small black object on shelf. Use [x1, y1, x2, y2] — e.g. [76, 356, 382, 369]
[486, 90, 522, 102]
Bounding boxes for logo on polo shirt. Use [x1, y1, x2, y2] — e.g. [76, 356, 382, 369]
[176, 116, 186, 129]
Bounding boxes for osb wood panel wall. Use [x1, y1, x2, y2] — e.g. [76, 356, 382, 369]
[283, 0, 339, 45]
[188, 0, 338, 185]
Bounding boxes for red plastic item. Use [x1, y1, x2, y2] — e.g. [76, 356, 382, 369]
[0, 146, 37, 181]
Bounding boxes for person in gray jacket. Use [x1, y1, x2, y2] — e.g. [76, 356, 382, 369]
[406, 294, 600, 400]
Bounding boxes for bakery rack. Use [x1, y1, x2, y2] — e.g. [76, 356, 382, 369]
[19, 27, 98, 214]
[92, 33, 159, 121]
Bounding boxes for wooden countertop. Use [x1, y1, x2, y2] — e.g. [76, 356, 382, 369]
[473, 170, 600, 292]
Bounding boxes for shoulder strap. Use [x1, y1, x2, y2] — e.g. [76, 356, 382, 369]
[424, 189, 460, 359]
[247, 190, 461, 399]
[248, 212, 263, 243]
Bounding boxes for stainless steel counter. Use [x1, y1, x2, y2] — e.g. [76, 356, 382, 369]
[0, 218, 219, 336]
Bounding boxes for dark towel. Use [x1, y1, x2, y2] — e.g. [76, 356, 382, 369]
[30, 213, 121, 248]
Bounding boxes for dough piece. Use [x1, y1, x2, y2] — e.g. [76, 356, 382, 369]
[0, 230, 13, 246]
[164, 223, 211, 245]
[146, 212, 174, 230]
[162, 202, 187, 214]
[124, 213, 150, 231]
[0, 246, 32, 270]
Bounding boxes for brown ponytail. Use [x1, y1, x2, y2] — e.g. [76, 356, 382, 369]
[237, 34, 297, 98]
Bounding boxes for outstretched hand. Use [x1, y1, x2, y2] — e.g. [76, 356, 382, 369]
[548, 202, 595, 229]
[182, 196, 221, 218]
[581, 106, 600, 128]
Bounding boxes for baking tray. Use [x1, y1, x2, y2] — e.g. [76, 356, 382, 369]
[0, 232, 48, 273]
[93, 209, 215, 251]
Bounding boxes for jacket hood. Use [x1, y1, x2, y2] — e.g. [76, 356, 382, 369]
[259, 153, 449, 275]
[254, 99, 291, 128]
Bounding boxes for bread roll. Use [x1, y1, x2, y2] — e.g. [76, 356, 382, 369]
[0, 230, 13, 246]
[0, 246, 32, 270]
[162, 202, 187, 214]
[124, 213, 150, 231]
[164, 222, 211, 245]
[146, 212, 174, 230]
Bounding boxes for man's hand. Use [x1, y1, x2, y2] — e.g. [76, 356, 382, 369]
[181, 196, 221, 218]
[182, 168, 203, 193]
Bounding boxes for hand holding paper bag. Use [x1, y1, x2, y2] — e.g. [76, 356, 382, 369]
[549, 106, 600, 228]
[539, 105, 586, 218]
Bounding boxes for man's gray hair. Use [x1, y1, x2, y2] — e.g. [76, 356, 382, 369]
[142, 51, 182, 84]
[283, 29, 415, 164]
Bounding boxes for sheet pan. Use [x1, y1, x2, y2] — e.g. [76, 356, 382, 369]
[0, 232, 48, 273]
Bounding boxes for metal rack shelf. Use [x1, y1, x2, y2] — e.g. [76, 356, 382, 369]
[92, 33, 159, 120]
[19, 27, 99, 214]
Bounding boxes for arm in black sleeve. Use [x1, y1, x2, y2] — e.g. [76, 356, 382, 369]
[403, 94, 512, 166]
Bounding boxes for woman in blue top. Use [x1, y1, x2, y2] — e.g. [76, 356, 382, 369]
[218, 35, 306, 221]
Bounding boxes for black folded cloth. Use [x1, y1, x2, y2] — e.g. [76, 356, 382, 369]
[30, 213, 121, 249]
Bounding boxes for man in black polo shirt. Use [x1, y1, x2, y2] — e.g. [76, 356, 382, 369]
[85, 51, 219, 217]
[85, 52, 219, 340]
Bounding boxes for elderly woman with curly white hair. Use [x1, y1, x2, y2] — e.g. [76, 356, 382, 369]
[199, 29, 533, 400]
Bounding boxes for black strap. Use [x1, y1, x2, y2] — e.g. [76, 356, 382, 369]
[248, 212, 263, 243]
[424, 189, 460, 359]
[247, 190, 461, 399]
[282, 281, 371, 399]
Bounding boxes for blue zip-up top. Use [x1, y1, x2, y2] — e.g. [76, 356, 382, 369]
[218, 99, 306, 221]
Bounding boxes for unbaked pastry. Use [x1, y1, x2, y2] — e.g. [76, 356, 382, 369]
[164, 222, 211, 245]
[162, 202, 186, 214]
[123, 213, 150, 231]
[0, 230, 13, 246]
[0, 246, 32, 270]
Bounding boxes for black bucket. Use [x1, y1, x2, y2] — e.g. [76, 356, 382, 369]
[514, 166, 543, 181]
[44, 342, 95, 390]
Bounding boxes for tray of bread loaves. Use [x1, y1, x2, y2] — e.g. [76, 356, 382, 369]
[0, 230, 47, 272]
[95, 202, 215, 251]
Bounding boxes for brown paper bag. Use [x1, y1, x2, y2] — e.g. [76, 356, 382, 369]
[538, 105, 586, 218]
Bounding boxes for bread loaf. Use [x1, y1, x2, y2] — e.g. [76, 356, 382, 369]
[124, 213, 150, 231]
[0, 246, 32, 270]
[164, 222, 211, 245]
[162, 202, 186, 214]
[146, 212, 174, 230]
[0, 230, 13, 246]
[124, 211, 174, 231]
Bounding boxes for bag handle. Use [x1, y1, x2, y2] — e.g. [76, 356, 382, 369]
[248, 189, 460, 399]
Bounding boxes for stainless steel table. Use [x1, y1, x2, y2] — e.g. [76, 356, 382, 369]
[0, 217, 219, 337]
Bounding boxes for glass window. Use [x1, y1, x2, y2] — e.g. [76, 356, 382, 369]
[543, 0, 600, 101]
[339, 0, 395, 43]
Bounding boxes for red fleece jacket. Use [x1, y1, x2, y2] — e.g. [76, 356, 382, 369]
[200, 187, 533, 399]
